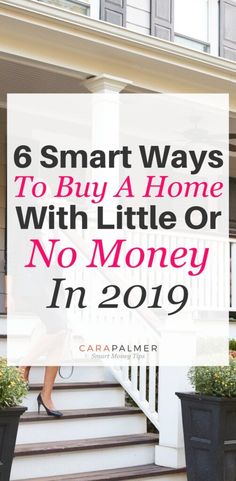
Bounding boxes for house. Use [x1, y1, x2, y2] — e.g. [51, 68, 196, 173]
[0, 1, 236, 479]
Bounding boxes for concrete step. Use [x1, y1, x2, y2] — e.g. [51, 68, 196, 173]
[12, 434, 159, 480]
[23, 382, 125, 411]
[0, 314, 6, 335]
[0, 363, 114, 384]
[0, 333, 6, 356]
[17, 407, 147, 444]
[26, 366, 116, 383]
[16, 464, 186, 481]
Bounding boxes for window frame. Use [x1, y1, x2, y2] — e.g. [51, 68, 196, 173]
[36, 0, 91, 15]
[174, 32, 210, 53]
[173, 0, 219, 55]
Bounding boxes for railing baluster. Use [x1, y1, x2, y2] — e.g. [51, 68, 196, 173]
[148, 366, 156, 413]
[131, 365, 138, 391]
[122, 365, 129, 381]
[139, 366, 147, 402]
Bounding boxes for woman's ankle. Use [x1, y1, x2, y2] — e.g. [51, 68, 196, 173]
[40, 391, 54, 407]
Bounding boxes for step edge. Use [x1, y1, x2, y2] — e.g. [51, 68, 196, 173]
[14, 434, 159, 457]
[20, 408, 144, 422]
[14, 464, 186, 481]
[29, 382, 121, 391]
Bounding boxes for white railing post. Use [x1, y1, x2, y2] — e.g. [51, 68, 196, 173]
[155, 365, 191, 468]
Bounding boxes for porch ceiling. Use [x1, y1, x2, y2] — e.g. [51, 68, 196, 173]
[230, 162, 236, 177]
[0, 57, 90, 104]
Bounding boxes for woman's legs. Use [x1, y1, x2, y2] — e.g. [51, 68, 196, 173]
[41, 366, 59, 409]
[22, 366, 59, 409]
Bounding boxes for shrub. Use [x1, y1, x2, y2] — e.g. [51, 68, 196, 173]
[229, 338, 236, 351]
[188, 356, 236, 398]
[0, 358, 28, 408]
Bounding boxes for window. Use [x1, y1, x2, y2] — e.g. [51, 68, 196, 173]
[174, 0, 210, 52]
[38, 0, 90, 15]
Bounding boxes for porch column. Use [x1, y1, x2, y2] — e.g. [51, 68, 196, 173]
[84, 74, 132, 94]
[83, 74, 133, 380]
[83, 74, 132, 212]
[155, 365, 191, 468]
[84, 75, 191, 468]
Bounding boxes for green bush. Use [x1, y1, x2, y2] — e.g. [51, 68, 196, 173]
[229, 339, 236, 351]
[0, 358, 28, 408]
[188, 356, 236, 398]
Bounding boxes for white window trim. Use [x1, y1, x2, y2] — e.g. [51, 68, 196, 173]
[174, 0, 219, 56]
[90, 0, 100, 19]
[208, 0, 219, 56]
[174, 33, 210, 53]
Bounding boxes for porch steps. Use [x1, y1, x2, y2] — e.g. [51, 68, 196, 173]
[25, 365, 116, 383]
[11, 434, 159, 480]
[0, 314, 6, 334]
[24, 382, 125, 411]
[17, 407, 147, 443]
[15, 433, 159, 455]
[21, 406, 143, 421]
[29, 382, 120, 390]
[16, 464, 186, 481]
[0, 322, 185, 480]
[0, 333, 6, 355]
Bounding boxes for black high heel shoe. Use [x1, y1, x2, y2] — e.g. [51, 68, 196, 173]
[37, 393, 63, 418]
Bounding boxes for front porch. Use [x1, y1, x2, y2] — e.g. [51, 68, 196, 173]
[0, 2, 236, 479]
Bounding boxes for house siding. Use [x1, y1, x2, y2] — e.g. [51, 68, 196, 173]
[0, 109, 6, 313]
[126, 0, 150, 36]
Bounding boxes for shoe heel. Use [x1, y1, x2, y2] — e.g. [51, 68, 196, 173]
[36, 393, 63, 418]
[37, 395, 41, 414]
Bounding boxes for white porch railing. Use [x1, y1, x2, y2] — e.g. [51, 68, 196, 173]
[111, 237, 236, 439]
[111, 365, 159, 429]
[68, 227, 232, 448]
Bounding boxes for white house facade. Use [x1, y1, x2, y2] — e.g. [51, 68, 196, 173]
[0, 1, 236, 480]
